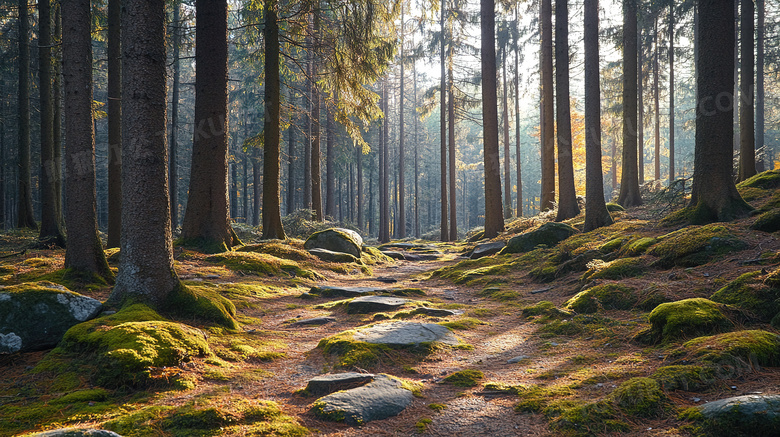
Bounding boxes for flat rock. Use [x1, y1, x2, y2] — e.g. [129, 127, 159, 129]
[31, 429, 123, 437]
[501, 222, 578, 254]
[312, 374, 414, 425]
[470, 241, 506, 259]
[347, 296, 409, 314]
[305, 372, 375, 396]
[0, 282, 103, 353]
[411, 307, 464, 317]
[697, 394, 780, 434]
[507, 355, 530, 364]
[304, 228, 364, 258]
[373, 276, 398, 283]
[290, 316, 336, 327]
[378, 242, 432, 250]
[381, 251, 406, 260]
[353, 321, 459, 346]
[309, 285, 388, 298]
[403, 253, 441, 262]
[308, 248, 359, 263]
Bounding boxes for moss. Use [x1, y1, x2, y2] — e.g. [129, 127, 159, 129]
[582, 257, 646, 280]
[637, 298, 735, 344]
[605, 202, 626, 212]
[649, 224, 748, 268]
[550, 400, 630, 435]
[428, 403, 447, 412]
[477, 287, 519, 301]
[205, 251, 320, 280]
[710, 271, 780, 320]
[440, 369, 483, 387]
[389, 288, 426, 297]
[681, 330, 780, 369]
[539, 315, 620, 339]
[609, 377, 670, 417]
[236, 241, 315, 261]
[599, 237, 625, 254]
[317, 330, 393, 369]
[438, 317, 486, 330]
[565, 284, 637, 313]
[521, 301, 572, 319]
[750, 209, 780, 232]
[737, 169, 780, 190]
[164, 284, 239, 330]
[360, 246, 394, 265]
[415, 417, 432, 433]
[501, 222, 579, 254]
[624, 237, 657, 255]
[651, 365, 715, 391]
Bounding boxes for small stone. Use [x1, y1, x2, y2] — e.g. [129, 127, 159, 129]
[411, 307, 464, 317]
[374, 277, 398, 283]
[692, 397, 701, 403]
[347, 296, 409, 314]
[305, 372, 375, 396]
[290, 317, 337, 327]
[507, 355, 530, 364]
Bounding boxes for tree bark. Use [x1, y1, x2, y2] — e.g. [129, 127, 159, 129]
[53, 4, 63, 228]
[262, 1, 286, 240]
[252, 146, 261, 227]
[379, 80, 391, 243]
[181, 0, 238, 252]
[17, 0, 36, 230]
[638, 22, 644, 183]
[1, 79, 5, 230]
[618, 0, 642, 207]
[311, 6, 324, 222]
[689, 0, 752, 223]
[555, 0, 580, 220]
[413, 60, 420, 238]
[169, 0, 181, 232]
[515, 3, 522, 218]
[62, 0, 112, 281]
[106, 0, 121, 248]
[448, 56, 457, 240]
[398, 9, 406, 238]
[583, 0, 613, 232]
[653, 19, 661, 181]
[481, 0, 504, 239]
[304, 47, 312, 209]
[440, 0, 449, 242]
[325, 105, 335, 218]
[502, 53, 512, 219]
[356, 143, 363, 230]
[287, 86, 296, 215]
[756, 0, 765, 172]
[110, 0, 179, 307]
[39, 0, 65, 246]
[539, 0, 555, 212]
[737, 0, 756, 181]
[668, 3, 675, 184]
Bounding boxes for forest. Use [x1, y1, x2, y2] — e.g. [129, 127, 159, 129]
[2, 0, 780, 435]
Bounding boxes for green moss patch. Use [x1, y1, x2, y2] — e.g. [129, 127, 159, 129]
[521, 301, 572, 319]
[750, 209, 780, 232]
[205, 252, 320, 280]
[316, 330, 397, 369]
[236, 241, 316, 261]
[478, 287, 519, 301]
[608, 377, 671, 417]
[636, 298, 736, 344]
[710, 271, 780, 321]
[582, 257, 646, 280]
[361, 246, 394, 265]
[443, 369, 484, 387]
[737, 169, 780, 190]
[163, 284, 239, 330]
[680, 330, 780, 369]
[649, 224, 748, 268]
[565, 284, 637, 313]
[501, 222, 578, 254]
[651, 365, 715, 391]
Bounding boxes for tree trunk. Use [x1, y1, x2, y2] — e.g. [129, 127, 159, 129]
[325, 106, 335, 218]
[230, 136, 238, 219]
[539, 0, 555, 212]
[502, 53, 512, 219]
[638, 23, 644, 183]
[53, 4, 63, 228]
[515, 3, 522, 218]
[261, 1, 285, 240]
[304, 49, 312, 209]
[413, 60, 420, 238]
[398, 9, 406, 238]
[181, 0, 238, 252]
[756, 0, 765, 172]
[311, 6, 323, 222]
[1, 79, 5, 230]
[170, 0, 181, 232]
[287, 86, 296, 215]
[439, 0, 449, 242]
[555, 0, 580, 220]
[106, 0, 121, 248]
[39, 0, 65, 246]
[611, 136, 617, 189]
[17, 0, 36, 230]
[356, 144, 363, 230]
[253, 146, 261, 227]
[689, 0, 752, 223]
[110, 0, 179, 307]
[448, 59, 457, 240]
[738, 0, 756, 181]
[378, 95, 385, 238]
[653, 19, 661, 181]
[481, 0, 504, 239]
[242, 152, 248, 222]
[379, 80, 391, 243]
[583, 0, 613, 232]
[62, 0, 112, 281]
[669, 3, 675, 184]
[618, 0, 642, 207]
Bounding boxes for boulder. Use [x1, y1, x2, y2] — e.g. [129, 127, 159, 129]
[635, 298, 736, 344]
[694, 395, 780, 436]
[470, 241, 506, 259]
[0, 282, 102, 353]
[403, 253, 441, 261]
[410, 307, 464, 317]
[381, 251, 406, 260]
[347, 296, 409, 314]
[309, 285, 387, 298]
[352, 321, 459, 346]
[501, 222, 578, 254]
[308, 248, 359, 263]
[305, 372, 375, 396]
[304, 228, 363, 258]
[289, 316, 336, 327]
[31, 429, 122, 437]
[312, 374, 415, 425]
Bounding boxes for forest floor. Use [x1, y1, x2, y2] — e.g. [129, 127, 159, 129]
[3, 173, 780, 436]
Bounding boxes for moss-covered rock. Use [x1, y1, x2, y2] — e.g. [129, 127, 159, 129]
[53, 303, 211, 387]
[360, 246, 394, 265]
[235, 241, 316, 261]
[737, 169, 780, 190]
[308, 248, 359, 263]
[0, 281, 103, 353]
[304, 228, 363, 258]
[608, 377, 671, 417]
[750, 209, 780, 233]
[442, 369, 484, 387]
[582, 257, 647, 280]
[605, 202, 626, 212]
[649, 224, 748, 268]
[651, 365, 715, 391]
[163, 284, 239, 330]
[565, 284, 637, 313]
[521, 301, 572, 319]
[710, 271, 780, 321]
[682, 394, 780, 437]
[501, 222, 578, 254]
[636, 298, 735, 344]
[624, 237, 657, 255]
[680, 330, 780, 369]
[205, 251, 320, 279]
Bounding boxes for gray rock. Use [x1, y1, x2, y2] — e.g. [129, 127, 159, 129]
[312, 374, 415, 425]
[309, 285, 387, 298]
[501, 222, 578, 254]
[470, 241, 506, 259]
[308, 248, 359, 263]
[305, 372, 375, 396]
[304, 228, 363, 258]
[347, 296, 409, 314]
[403, 253, 441, 262]
[31, 429, 123, 437]
[381, 251, 406, 260]
[411, 307, 464, 317]
[378, 242, 432, 250]
[507, 355, 530, 364]
[290, 317, 336, 327]
[696, 395, 780, 436]
[0, 282, 103, 353]
[352, 321, 459, 346]
[373, 277, 398, 283]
